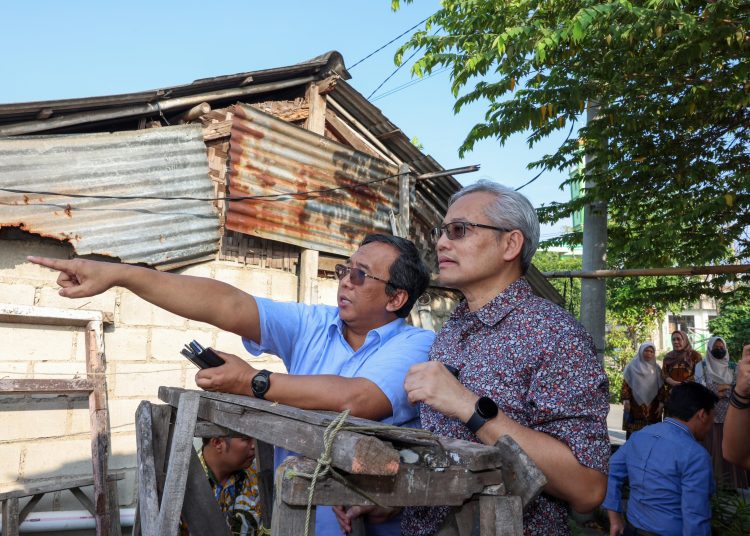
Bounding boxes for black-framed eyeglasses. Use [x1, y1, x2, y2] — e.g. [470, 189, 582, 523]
[431, 221, 512, 243]
[334, 264, 393, 288]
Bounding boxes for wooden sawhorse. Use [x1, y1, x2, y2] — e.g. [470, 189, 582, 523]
[134, 387, 546, 535]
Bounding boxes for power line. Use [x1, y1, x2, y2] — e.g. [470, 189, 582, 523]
[348, 17, 429, 70]
[371, 67, 449, 102]
[367, 45, 422, 100]
[515, 118, 578, 192]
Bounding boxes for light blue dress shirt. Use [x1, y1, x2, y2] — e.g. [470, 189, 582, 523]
[602, 418, 715, 536]
[243, 297, 435, 536]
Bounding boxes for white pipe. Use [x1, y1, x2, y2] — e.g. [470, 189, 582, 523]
[0, 508, 135, 533]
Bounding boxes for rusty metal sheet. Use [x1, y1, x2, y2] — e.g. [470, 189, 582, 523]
[0, 125, 220, 267]
[226, 104, 400, 257]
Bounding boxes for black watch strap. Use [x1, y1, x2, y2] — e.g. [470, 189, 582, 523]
[466, 396, 499, 434]
[251, 369, 273, 399]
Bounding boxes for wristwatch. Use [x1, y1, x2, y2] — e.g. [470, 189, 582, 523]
[251, 369, 273, 399]
[466, 396, 499, 434]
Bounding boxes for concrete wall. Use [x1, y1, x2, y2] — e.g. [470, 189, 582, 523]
[0, 237, 316, 512]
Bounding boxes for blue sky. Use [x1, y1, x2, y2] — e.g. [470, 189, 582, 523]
[1, 0, 573, 239]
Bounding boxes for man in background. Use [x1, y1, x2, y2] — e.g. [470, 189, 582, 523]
[603, 382, 717, 536]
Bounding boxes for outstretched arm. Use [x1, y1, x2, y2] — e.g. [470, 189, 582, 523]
[724, 344, 750, 469]
[27, 256, 261, 343]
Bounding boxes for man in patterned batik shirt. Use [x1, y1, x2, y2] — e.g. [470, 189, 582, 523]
[181, 436, 262, 535]
[401, 181, 610, 535]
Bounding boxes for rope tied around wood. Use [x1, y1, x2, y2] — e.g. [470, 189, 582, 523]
[287, 409, 389, 536]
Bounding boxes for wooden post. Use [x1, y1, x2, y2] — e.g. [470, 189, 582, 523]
[135, 402, 160, 536]
[479, 495, 523, 536]
[271, 458, 315, 536]
[86, 321, 118, 536]
[2, 497, 20, 536]
[181, 449, 231, 535]
[157, 392, 201, 536]
[255, 440, 276, 528]
[398, 163, 412, 238]
[298, 249, 319, 304]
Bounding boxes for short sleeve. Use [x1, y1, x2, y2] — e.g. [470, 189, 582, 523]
[527, 329, 610, 474]
[242, 297, 332, 370]
[353, 328, 434, 425]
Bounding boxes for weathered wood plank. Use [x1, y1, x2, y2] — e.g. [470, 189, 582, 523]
[180, 448, 230, 536]
[0, 378, 94, 394]
[70, 486, 96, 516]
[280, 458, 503, 507]
[255, 440, 275, 529]
[479, 495, 523, 536]
[271, 458, 315, 536]
[157, 392, 201, 536]
[194, 422, 237, 438]
[0, 473, 125, 501]
[161, 388, 504, 472]
[493, 435, 546, 508]
[304, 81, 326, 135]
[18, 493, 43, 524]
[0, 302, 110, 326]
[159, 388, 400, 476]
[150, 404, 174, 498]
[135, 402, 160, 536]
[2, 497, 20, 536]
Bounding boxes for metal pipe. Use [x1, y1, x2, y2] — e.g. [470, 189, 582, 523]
[0, 508, 135, 533]
[416, 165, 480, 180]
[543, 264, 750, 279]
[0, 76, 317, 137]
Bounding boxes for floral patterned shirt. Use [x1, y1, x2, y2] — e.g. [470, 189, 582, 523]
[180, 448, 262, 535]
[401, 278, 610, 536]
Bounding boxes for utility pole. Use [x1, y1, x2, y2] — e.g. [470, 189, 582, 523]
[580, 102, 607, 364]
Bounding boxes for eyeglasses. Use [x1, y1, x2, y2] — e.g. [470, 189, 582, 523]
[334, 264, 393, 287]
[431, 221, 512, 243]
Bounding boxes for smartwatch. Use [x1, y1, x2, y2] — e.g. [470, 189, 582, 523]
[251, 369, 273, 399]
[466, 396, 499, 434]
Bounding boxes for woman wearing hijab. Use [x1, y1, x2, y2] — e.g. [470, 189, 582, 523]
[621, 342, 666, 438]
[694, 336, 749, 489]
[661, 330, 702, 397]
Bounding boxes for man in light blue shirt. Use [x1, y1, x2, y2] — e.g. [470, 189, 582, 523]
[603, 382, 718, 536]
[30, 233, 435, 536]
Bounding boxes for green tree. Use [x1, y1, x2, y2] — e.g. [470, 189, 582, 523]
[709, 288, 750, 359]
[393, 0, 750, 307]
[531, 250, 583, 316]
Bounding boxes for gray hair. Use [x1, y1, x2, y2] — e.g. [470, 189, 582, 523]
[449, 180, 540, 273]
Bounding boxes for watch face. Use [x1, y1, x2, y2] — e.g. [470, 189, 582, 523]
[252, 372, 270, 395]
[476, 396, 499, 419]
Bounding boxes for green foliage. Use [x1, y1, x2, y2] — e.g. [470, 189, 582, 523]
[709, 287, 750, 359]
[531, 250, 583, 317]
[393, 0, 750, 308]
[712, 488, 750, 535]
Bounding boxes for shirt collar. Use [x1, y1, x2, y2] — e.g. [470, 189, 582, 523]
[665, 417, 695, 440]
[455, 277, 531, 326]
[330, 314, 407, 348]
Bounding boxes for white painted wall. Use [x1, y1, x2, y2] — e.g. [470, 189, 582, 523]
[0, 237, 332, 512]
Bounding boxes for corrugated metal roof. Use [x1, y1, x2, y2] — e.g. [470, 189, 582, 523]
[0, 125, 220, 267]
[226, 104, 400, 257]
[0, 52, 349, 130]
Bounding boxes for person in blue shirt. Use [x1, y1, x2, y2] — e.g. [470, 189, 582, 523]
[603, 381, 719, 536]
[28, 233, 435, 536]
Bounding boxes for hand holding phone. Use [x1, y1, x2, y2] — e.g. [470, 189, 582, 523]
[180, 340, 225, 369]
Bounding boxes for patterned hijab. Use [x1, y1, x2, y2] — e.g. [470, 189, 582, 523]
[623, 341, 663, 405]
[703, 336, 734, 385]
[663, 330, 694, 367]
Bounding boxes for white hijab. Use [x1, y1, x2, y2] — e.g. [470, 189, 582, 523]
[623, 341, 663, 405]
[702, 336, 734, 385]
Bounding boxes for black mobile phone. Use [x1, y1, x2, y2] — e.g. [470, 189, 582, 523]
[180, 340, 225, 369]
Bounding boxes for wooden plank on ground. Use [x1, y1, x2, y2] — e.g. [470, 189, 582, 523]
[159, 388, 400, 476]
[157, 391, 200, 536]
[280, 458, 503, 507]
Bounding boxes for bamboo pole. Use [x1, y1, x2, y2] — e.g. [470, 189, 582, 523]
[543, 264, 750, 279]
